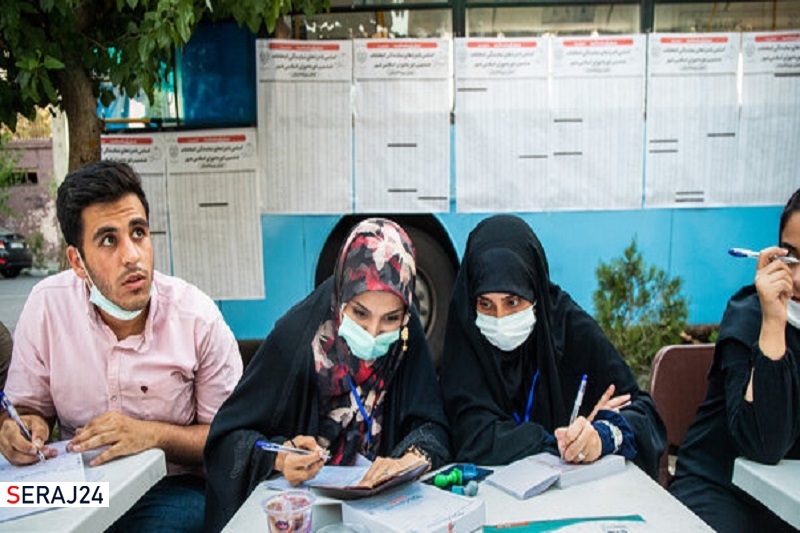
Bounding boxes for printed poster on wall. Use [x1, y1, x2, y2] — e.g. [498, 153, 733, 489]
[353, 39, 451, 213]
[166, 128, 265, 300]
[257, 39, 353, 214]
[454, 38, 550, 212]
[101, 134, 171, 274]
[735, 32, 800, 206]
[549, 35, 645, 210]
[644, 33, 740, 207]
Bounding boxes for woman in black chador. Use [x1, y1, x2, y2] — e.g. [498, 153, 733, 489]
[203, 218, 450, 532]
[670, 189, 800, 532]
[441, 215, 665, 477]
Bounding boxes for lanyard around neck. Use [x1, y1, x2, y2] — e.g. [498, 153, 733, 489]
[346, 374, 375, 444]
[513, 369, 539, 425]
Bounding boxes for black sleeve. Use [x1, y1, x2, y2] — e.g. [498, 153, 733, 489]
[442, 316, 557, 465]
[203, 329, 317, 533]
[721, 338, 800, 464]
[566, 315, 666, 480]
[387, 311, 452, 469]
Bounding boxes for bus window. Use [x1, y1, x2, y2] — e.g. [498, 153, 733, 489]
[466, 4, 641, 37]
[653, 0, 800, 32]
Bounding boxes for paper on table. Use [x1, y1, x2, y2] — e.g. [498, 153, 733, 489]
[0, 440, 86, 523]
[265, 465, 371, 492]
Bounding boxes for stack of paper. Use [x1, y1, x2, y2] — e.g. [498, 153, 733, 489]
[486, 453, 625, 499]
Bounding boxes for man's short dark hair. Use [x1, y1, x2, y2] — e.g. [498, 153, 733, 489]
[779, 187, 800, 241]
[56, 160, 150, 253]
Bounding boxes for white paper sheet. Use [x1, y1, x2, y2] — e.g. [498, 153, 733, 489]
[644, 33, 740, 207]
[735, 32, 800, 206]
[353, 39, 451, 213]
[257, 40, 353, 214]
[455, 38, 550, 212]
[0, 440, 85, 523]
[166, 129, 265, 300]
[102, 134, 172, 273]
[549, 36, 646, 210]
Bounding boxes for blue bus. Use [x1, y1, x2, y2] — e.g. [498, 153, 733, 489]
[100, 0, 799, 362]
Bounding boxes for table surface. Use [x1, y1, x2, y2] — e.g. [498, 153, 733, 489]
[225, 461, 712, 532]
[0, 448, 167, 533]
[732, 457, 800, 529]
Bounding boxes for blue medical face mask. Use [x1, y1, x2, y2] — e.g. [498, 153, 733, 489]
[77, 251, 150, 321]
[338, 313, 400, 361]
[475, 306, 536, 352]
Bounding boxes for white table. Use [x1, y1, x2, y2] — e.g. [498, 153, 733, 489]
[0, 448, 166, 533]
[224, 462, 711, 532]
[732, 457, 800, 529]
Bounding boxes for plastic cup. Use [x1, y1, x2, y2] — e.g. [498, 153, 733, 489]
[263, 490, 315, 532]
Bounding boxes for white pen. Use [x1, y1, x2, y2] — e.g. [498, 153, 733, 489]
[0, 391, 46, 462]
[569, 375, 588, 425]
[728, 248, 799, 264]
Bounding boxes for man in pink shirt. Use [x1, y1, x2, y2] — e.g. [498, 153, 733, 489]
[0, 160, 243, 532]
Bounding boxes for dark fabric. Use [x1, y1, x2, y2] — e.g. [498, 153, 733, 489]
[670, 473, 797, 532]
[671, 286, 800, 527]
[107, 474, 206, 533]
[0, 321, 10, 390]
[440, 215, 665, 477]
[203, 277, 450, 532]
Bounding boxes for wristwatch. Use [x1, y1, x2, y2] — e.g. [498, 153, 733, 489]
[597, 420, 623, 453]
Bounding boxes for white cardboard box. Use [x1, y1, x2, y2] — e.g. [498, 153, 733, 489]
[341, 482, 485, 532]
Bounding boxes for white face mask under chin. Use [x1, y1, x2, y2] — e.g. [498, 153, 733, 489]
[475, 307, 536, 352]
[787, 299, 800, 330]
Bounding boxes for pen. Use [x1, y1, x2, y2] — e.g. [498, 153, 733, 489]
[728, 248, 799, 264]
[255, 439, 330, 461]
[0, 391, 46, 462]
[569, 375, 588, 425]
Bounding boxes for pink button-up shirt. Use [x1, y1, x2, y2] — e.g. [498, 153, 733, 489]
[6, 270, 243, 472]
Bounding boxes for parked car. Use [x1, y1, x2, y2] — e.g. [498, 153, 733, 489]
[0, 227, 33, 278]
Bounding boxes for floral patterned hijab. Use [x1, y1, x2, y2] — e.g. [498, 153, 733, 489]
[312, 218, 416, 465]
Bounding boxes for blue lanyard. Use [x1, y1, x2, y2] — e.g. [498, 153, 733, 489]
[513, 370, 539, 425]
[346, 375, 374, 444]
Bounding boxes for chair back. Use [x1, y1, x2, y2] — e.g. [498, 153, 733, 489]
[649, 343, 715, 487]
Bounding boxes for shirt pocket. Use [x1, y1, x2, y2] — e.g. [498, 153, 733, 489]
[135, 370, 195, 425]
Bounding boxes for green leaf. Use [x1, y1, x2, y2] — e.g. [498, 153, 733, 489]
[43, 55, 65, 70]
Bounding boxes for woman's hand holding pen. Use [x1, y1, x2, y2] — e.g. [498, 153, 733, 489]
[274, 435, 327, 486]
[555, 417, 602, 464]
[755, 246, 793, 359]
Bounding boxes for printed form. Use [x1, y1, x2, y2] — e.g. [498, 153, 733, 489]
[736, 32, 800, 206]
[166, 129, 265, 300]
[455, 38, 550, 212]
[353, 39, 451, 213]
[644, 33, 740, 207]
[257, 40, 353, 214]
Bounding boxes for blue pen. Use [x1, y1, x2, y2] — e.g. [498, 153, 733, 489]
[569, 375, 588, 424]
[0, 391, 46, 462]
[255, 439, 330, 461]
[728, 248, 799, 264]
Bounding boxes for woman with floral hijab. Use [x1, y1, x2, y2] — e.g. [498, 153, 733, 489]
[203, 218, 450, 531]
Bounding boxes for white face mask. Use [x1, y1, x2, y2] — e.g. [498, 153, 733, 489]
[475, 307, 536, 352]
[77, 252, 150, 321]
[787, 299, 800, 330]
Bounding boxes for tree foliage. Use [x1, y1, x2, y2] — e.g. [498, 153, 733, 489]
[0, 0, 328, 171]
[593, 239, 689, 388]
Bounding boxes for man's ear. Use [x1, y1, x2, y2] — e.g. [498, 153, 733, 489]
[65, 246, 87, 280]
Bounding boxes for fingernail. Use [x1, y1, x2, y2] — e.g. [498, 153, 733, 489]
[72, 445, 82, 452]
[33, 438, 43, 448]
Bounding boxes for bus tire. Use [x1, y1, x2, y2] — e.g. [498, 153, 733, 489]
[404, 226, 455, 372]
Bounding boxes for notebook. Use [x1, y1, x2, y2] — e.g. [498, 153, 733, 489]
[485, 453, 625, 499]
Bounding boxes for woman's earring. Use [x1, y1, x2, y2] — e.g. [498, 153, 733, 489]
[401, 326, 409, 352]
